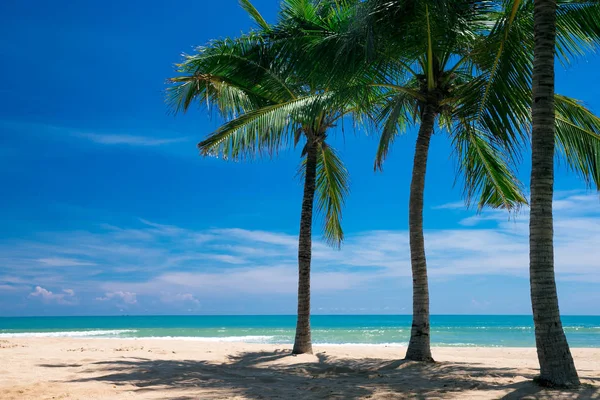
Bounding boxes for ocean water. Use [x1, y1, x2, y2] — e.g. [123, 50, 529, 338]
[0, 315, 599, 347]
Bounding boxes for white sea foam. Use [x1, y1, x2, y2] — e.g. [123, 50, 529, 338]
[0, 329, 137, 338]
[104, 337, 409, 345]
[127, 335, 276, 343]
[315, 342, 408, 347]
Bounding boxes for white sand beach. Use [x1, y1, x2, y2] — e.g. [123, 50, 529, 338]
[1, 338, 599, 399]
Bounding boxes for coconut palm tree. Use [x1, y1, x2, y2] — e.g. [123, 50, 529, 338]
[368, 0, 531, 361]
[374, 0, 600, 362]
[169, 0, 600, 363]
[529, 0, 583, 388]
[168, 0, 376, 354]
[278, 0, 600, 361]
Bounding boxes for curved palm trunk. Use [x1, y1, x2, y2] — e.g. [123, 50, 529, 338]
[292, 140, 317, 355]
[405, 105, 436, 362]
[529, 0, 579, 387]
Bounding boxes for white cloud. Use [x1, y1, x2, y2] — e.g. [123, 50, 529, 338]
[0, 276, 29, 285]
[0, 284, 22, 292]
[431, 201, 466, 210]
[205, 254, 246, 264]
[138, 219, 189, 236]
[1, 120, 188, 149]
[155, 267, 298, 295]
[1, 192, 598, 309]
[160, 292, 200, 305]
[102, 264, 369, 297]
[36, 257, 96, 267]
[212, 228, 301, 248]
[75, 132, 186, 146]
[96, 291, 137, 304]
[29, 286, 76, 305]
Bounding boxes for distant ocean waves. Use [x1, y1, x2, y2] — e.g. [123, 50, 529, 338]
[0, 329, 137, 338]
[1, 315, 598, 347]
[0, 330, 274, 343]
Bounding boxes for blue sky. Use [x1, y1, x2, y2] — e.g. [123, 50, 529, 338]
[0, 0, 598, 316]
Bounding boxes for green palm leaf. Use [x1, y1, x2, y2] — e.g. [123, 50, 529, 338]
[198, 93, 331, 160]
[374, 92, 415, 171]
[168, 74, 258, 119]
[453, 122, 528, 211]
[298, 142, 350, 247]
[556, 0, 600, 64]
[555, 94, 600, 188]
[239, 0, 271, 31]
[316, 143, 350, 247]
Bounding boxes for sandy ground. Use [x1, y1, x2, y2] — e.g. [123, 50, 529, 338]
[0, 339, 599, 399]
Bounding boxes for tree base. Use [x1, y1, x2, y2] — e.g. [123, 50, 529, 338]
[405, 341, 434, 362]
[405, 347, 435, 362]
[292, 344, 313, 355]
[533, 375, 580, 389]
[404, 354, 435, 363]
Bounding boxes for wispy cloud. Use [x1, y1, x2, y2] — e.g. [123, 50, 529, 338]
[36, 257, 96, 267]
[96, 291, 137, 305]
[212, 228, 301, 248]
[2, 120, 189, 148]
[1, 192, 598, 312]
[160, 292, 200, 306]
[29, 286, 77, 305]
[0, 284, 22, 292]
[74, 132, 187, 146]
[431, 201, 466, 210]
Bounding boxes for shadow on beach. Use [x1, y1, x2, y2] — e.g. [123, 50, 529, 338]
[40, 350, 600, 399]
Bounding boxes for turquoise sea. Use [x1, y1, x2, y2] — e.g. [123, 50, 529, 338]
[1, 315, 599, 347]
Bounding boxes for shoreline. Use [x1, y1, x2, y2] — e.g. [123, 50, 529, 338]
[2, 332, 600, 348]
[3, 315, 598, 349]
[1, 338, 599, 399]
[3, 335, 600, 348]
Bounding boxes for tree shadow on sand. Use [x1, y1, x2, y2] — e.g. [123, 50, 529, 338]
[40, 349, 600, 399]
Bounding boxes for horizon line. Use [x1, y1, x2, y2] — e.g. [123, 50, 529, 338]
[1, 314, 599, 318]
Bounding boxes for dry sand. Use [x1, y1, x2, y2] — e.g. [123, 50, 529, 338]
[0, 338, 599, 399]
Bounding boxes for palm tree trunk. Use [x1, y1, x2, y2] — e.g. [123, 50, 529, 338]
[292, 140, 317, 355]
[530, 0, 579, 387]
[405, 105, 436, 362]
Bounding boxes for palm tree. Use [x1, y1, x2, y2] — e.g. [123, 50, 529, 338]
[378, 0, 600, 362]
[529, 0, 580, 388]
[168, 0, 375, 354]
[268, 1, 526, 361]
[169, 0, 600, 363]
[281, 0, 600, 361]
[371, 1, 529, 361]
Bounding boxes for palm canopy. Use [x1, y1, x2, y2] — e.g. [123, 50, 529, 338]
[167, 1, 381, 246]
[456, 0, 600, 188]
[381, 0, 599, 199]
[169, 0, 600, 230]
[271, 0, 600, 208]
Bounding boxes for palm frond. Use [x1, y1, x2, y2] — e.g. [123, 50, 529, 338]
[239, 0, 271, 31]
[178, 51, 297, 103]
[168, 32, 300, 114]
[198, 93, 333, 160]
[555, 94, 600, 189]
[374, 92, 415, 170]
[556, 0, 600, 64]
[168, 74, 259, 119]
[453, 121, 528, 211]
[315, 143, 350, 247]
[425, 4, 435, 91]
[461, 0, 532, 155]
[476, 0, 523, 117]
